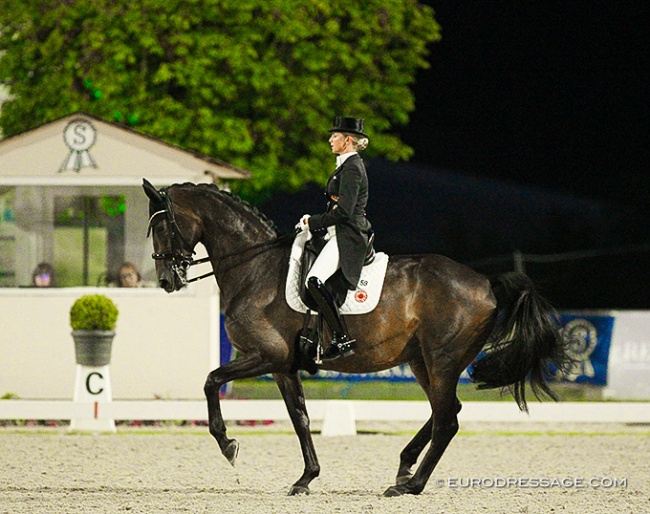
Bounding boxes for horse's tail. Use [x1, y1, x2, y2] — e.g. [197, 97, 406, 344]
[469, 272, 569, 412]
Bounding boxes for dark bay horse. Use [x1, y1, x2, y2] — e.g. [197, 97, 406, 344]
[143, 179, 568, 497]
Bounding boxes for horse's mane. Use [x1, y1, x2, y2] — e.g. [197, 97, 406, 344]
[170, 182, 282, 237]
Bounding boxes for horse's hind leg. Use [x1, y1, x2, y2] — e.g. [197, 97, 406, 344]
[397, 415, 432, 485]
[396, 396, 462, 485]
[204, 354, 275, 466]
[274, 372, 320, 495]
[396, 360, 463, 485]
[396, 360, 433, 485]
[385, 373, 460, 497]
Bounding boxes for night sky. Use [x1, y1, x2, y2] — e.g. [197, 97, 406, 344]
[406, 1, 648, 206]
[262, 2, 650, 308]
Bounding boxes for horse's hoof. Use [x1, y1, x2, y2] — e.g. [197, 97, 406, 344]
[396, 474, 412, 486]
[287, 485, 310, 496]
[223, 440, 239, 466]
[383, 485, 405, 497]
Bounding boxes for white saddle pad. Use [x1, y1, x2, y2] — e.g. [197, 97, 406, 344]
[286, 231, 389, 315]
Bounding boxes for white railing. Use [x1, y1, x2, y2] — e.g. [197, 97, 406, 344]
[1, 400, 649, 436]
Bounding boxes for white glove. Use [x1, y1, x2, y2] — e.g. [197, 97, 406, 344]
[294, 214, 311, 232]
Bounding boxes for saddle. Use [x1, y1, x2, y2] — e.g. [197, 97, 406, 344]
[288, 231, 387, 373]
[298, 231, 376, 310]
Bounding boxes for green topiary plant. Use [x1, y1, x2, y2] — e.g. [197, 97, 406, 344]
[70, 294, 119, 331]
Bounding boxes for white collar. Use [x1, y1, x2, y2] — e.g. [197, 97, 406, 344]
[336, 151, 358, 168]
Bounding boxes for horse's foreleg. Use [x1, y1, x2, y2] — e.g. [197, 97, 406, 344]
[203, 354, 275, 466]
[385, 381, 460, 497]
[273, 372, 320, 495]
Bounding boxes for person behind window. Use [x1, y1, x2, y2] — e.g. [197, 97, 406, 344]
[115, 261, 145, 288]
[32, 262, 56, 287]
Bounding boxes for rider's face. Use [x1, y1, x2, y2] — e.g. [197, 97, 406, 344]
[329, 132, 350, 155]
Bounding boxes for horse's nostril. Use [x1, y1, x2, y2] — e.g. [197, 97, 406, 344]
[159, 278, 170, 290]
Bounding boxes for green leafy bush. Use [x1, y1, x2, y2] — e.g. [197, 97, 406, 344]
[70, 294, 119, 331]
[0, 1, 440, 202]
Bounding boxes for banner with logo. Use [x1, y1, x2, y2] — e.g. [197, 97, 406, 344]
[557, 314, 614, 385]
[219, 313, 614, 385]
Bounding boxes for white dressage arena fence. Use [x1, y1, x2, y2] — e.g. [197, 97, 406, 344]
[0, 400, 648, 436]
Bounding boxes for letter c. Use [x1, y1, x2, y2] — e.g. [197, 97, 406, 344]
[85, 372, 104, 395]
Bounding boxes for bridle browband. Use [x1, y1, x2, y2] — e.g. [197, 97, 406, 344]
[147, 188, 293, 284]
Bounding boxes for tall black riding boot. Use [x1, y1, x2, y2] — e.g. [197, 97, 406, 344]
[307, 277, 355, 361]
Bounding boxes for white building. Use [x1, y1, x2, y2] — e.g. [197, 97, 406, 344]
[0, 112, 250, 399]
[0, 111, 250, 286]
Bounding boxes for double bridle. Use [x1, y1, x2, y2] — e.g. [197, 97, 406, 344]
[147, 188, 294, 285]
[148, 189, 213, 285]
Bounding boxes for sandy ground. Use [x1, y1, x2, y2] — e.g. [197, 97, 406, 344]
[1, 421, 648, 514]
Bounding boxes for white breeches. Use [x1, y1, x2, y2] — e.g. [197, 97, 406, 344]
[306, 226, 339, 285]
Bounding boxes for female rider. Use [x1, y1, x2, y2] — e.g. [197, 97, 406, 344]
[296, 117, 372, 361]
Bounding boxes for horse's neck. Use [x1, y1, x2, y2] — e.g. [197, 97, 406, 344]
[206, 237, 288, 311]
[198, 197, 283, 301]
[198, 194, 276, 257]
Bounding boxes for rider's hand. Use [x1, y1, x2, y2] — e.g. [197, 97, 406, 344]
[294, 214, 311, 232]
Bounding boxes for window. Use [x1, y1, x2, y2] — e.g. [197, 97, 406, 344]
[4, 185, 147, 288]
[54, 195, 125, 286]
[0, 187, 16, 286]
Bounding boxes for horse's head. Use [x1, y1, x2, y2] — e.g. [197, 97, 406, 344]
[142, 179, 201, 292]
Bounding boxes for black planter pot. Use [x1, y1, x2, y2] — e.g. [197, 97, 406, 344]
[72, 330, 115, 366]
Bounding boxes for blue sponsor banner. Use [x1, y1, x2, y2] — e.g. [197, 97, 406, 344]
[558, 313, 614, 386]
[219, 315, 235, 395]
[218, 313, 614, 385]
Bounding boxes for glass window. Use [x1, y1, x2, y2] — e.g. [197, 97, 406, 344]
[0, 187, 16, 287]
[54, 195, 125, 286]
[1, 187, 128, 287]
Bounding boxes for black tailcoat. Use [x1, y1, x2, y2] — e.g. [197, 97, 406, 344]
[308, 154, 372, 289]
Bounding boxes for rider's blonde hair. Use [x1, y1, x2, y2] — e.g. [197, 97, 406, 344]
[344, 133, 369, 151]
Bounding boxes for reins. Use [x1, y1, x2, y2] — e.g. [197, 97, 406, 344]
[187, 233, 294, 283]
[215, 233, 295, 262]
[148, 189, 293, 284]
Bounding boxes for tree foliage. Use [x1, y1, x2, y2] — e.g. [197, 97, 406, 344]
[0, 0, 439, 199]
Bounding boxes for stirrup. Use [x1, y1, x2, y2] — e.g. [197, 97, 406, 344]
[321, 335, 356, 362]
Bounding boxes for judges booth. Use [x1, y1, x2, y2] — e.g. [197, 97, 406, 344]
[0, 112, 250, 399]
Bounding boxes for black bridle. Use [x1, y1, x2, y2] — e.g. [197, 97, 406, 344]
[147, 188, 294, 285]
[147, 189, 213, 284]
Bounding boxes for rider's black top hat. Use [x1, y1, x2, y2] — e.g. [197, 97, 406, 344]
[328, 117, 368, 138]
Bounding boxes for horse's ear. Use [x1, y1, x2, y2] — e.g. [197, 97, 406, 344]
[142, 178, 164, 203]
